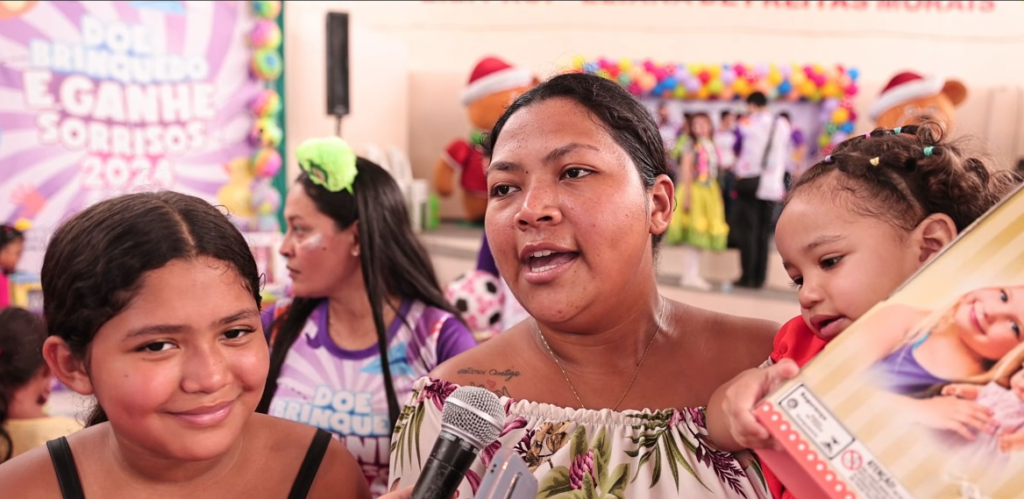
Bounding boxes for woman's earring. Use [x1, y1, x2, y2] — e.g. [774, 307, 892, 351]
[352, 247, 360, 257]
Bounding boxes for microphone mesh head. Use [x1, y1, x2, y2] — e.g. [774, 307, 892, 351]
[441, 386, 505, 448]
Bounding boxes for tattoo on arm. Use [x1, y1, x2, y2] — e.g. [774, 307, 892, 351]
[457, 366, 520, 398]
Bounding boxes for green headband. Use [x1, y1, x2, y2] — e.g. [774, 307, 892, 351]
[295, 136, 358, 193]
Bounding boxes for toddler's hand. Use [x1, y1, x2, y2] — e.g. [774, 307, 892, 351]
[707, 359, 800, 452]
[910, 397, 995, 441]
[999, 430, 1024, 453]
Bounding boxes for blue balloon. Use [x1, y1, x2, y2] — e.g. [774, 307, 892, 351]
[848, 68, 860, 81]
[663, 77, 678, 90]
[840, 122, 855, 134]
[778, 80, 792, 95]
[583, 62, 598, 73]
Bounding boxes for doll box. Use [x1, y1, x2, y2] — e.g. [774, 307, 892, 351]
[755, 183, 1024, 499]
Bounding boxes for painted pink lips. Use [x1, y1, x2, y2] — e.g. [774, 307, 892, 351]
[970, 303, 984, 334]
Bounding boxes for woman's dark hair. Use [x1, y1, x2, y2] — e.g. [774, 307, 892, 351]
[257, 157, 464, 426]
[0, 307, 47, 462]
[788, 122, 1020, 234]
[746, 91, 768, 107]
[483, 72, 671, 249]
[42, 192, 262, 427]
[0, 225, 23, 251]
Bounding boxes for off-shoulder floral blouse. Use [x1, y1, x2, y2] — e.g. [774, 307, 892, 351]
[389, 377, 769, 499]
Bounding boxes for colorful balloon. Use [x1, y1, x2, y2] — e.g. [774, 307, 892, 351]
[249, 20, 281, 50]
[707, 79, 724, 95]
[249, 89, 281, 118]
[832, 108, 850, 124]
[252, 147, 282, 178]
[251, 49, 282, 80]
[777, 80, 792, 96]
[251, 0, 281, 19]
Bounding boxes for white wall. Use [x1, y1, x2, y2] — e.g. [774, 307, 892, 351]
[283, 2, 409, 184]
[284, 0, 1024, 216]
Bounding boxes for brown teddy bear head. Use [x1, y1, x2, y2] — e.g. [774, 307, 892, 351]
[462, 57, 536, 133]
[870, 72, 966, 132]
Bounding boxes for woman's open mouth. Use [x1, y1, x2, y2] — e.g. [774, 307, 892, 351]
[520, 245, 580, 284]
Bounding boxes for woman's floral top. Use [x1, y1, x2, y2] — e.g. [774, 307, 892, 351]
[389, 378, 769, 499]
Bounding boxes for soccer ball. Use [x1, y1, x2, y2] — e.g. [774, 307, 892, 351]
[445, 270, 504, 339]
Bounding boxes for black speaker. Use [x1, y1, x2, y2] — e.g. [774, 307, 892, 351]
[326, 12, 350, 117]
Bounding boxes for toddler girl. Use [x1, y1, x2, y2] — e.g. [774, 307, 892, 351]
[706, 123, 1019, 498]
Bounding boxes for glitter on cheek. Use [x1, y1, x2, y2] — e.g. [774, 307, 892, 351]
[300, 233, 324, 252]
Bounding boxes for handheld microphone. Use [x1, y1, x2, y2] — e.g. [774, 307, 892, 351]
[411, 386, 505, 499]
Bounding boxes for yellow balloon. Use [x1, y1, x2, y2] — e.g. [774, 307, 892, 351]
[768, 70, 783, 86]
[673, 86, 686, 99]
[821, 82, 840, 98]
[733, 79, 751, 97]
[619, 58, 632, 72]
[790, 71, 806, 85]
[832, 108, 850, 124]
[710, 65, 722, 77]
[696, 86, 710, 100]
[596, 69, 611, 80]
[799, 80, 816, 96]
[571, 55, 585, 70]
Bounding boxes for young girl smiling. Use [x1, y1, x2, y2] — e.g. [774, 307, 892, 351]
[0, 192, 370, 499]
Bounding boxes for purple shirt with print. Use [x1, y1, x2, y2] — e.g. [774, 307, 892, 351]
[262, 299, 476, 497]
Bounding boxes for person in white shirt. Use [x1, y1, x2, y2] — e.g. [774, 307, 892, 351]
[728, 92, 790, 289]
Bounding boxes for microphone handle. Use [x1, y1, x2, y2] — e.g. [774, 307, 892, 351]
[410, 431, 481, 499]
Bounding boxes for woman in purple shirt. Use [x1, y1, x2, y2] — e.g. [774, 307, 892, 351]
[258, 138, 477, 497]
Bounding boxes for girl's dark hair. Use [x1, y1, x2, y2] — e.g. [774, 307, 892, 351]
[0, 307, 47, 462]
[0, 225, 23, 256]
[789, 122, 1020, 233]
[42, 192, 262, 427]
[257, 158, 464, 427]
[484, 72, 671, 248]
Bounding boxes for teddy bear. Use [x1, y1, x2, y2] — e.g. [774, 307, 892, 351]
[869, 71, 967, 133]
[433, 56, 535, 223]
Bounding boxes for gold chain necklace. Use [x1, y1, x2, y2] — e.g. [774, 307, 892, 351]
[536, 297, 666, 411]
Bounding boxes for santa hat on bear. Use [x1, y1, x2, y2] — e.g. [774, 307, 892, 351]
[868, 71, 967, 121]
[461, 56, 534, 106]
